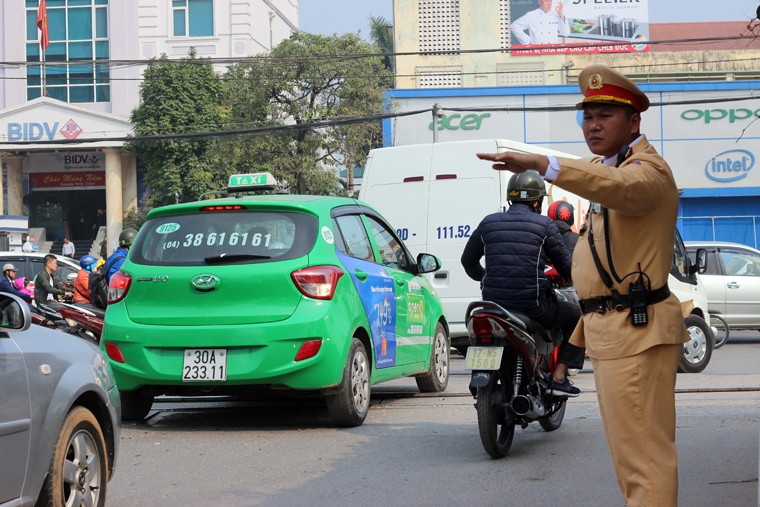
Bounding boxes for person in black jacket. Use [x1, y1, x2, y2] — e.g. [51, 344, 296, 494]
[34, 255, 73, 307]
[0, 264, 31, 303]
[461, 170, 585, 395]
[548, 200, 578, 254]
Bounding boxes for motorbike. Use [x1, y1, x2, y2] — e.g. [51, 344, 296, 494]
[31, 300, 104, 345]
[56, 302, 105, 344]
[465, 288, 575, 459]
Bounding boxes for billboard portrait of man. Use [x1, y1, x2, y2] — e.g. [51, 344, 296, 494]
[511, 0, 569, 46]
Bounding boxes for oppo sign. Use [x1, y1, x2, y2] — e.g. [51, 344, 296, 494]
[681, 108, 760, 124]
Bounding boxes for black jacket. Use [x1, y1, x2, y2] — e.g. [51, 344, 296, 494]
[555, 220, 579, 254]
[461, 203, 572, 310]
[34, 270, 66, 306]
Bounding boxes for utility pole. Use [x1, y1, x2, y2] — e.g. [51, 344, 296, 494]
[268, 11, 275, 50]
[432, 103, 443, 143]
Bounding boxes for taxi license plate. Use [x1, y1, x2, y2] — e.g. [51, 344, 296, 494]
[464, 347, 504, 371]
[182, 349, 227, 382]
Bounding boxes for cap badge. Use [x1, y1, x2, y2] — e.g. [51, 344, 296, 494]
[589, 73, 603, 90]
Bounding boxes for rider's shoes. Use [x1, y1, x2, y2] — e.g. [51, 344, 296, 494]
[551, 378, 581, 397]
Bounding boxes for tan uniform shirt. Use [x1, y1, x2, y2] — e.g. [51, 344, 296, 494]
[554, 136, 689, 360]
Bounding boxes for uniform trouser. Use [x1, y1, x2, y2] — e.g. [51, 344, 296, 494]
[592, 344, 682, 507]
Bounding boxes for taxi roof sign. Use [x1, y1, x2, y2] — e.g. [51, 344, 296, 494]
[227, 172, 278, 192]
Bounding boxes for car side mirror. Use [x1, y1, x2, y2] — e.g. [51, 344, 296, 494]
[0, 293, 31, 331]
[690, 248, 707, 275]
[417, 253, 441, 274]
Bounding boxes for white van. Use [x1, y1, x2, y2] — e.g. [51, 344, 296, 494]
[359, 139, 713, 372]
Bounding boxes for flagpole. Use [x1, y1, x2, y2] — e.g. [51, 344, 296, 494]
[41, 40, 46, 97]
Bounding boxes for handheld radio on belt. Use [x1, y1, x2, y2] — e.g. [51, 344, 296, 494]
[582, 144, 669, 326]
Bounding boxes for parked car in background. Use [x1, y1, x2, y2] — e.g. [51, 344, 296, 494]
[0, 292, 120, 506]
[685, 241, 760, 332]
[0, 252, 81, 288]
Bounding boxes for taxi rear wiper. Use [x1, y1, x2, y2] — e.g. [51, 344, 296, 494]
[204, 253, 271, 264]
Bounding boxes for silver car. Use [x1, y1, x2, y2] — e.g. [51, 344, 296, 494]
[0, 293, 120, 506]
[685, 241, 760, 331]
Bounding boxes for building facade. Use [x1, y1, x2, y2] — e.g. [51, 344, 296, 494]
[0, 0, 297, 252]
[388, 0, 760, 247]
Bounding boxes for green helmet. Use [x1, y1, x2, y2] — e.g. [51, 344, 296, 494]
[119, 228, 138, 248]
[507, 170, 548, 203]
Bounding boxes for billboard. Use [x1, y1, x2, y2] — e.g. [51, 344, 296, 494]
[509, 0, 649, 55]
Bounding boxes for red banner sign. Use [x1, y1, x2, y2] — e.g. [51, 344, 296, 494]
[30, 171, 105, 189]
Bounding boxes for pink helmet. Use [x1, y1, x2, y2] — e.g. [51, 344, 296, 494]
[13, 277, 25, 291]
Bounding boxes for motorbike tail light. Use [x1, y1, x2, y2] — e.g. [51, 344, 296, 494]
[295, 339, 322, 361]
[105, 343, 125, 363]
[467, 316, 508, 345]
[291, 266, 344, 300]
[108, 271, 132, 304]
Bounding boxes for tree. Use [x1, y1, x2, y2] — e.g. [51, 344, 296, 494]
[216, 32, 392, 195]
[369, 15, 394, 73]
[127, 49, 225, 206]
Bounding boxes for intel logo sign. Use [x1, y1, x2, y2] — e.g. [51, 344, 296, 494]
[705, 149, 755, 182]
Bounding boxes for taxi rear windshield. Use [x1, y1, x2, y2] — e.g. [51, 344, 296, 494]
[133, 211, 318, 266]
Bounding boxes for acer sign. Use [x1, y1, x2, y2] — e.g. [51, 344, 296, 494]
[6, 119, 83, 141]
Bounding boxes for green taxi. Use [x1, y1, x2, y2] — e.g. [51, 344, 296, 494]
[102, 173, 449, 426]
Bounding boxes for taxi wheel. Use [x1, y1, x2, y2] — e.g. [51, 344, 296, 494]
[416, 322, 449, 393]
[120, 388, 154, 421]
[327, 338, 370, 427]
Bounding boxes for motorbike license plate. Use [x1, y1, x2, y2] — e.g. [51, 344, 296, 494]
[464, 347, 504, 370]
[182, 349, 227, 382]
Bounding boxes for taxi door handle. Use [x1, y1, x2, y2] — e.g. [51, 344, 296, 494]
[393, 277, 406, 287]
[354, 269, 368, 281]
[726, 281, 740, 289]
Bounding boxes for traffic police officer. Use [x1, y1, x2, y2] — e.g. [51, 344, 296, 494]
[476, 64, 689, 507]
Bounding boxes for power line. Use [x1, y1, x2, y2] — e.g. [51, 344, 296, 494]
[6, 55, 760, 84]
[4, 33, 760, 71]
[3, 93, 760, 147]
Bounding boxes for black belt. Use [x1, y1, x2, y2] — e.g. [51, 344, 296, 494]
[579, 285, 671, 315]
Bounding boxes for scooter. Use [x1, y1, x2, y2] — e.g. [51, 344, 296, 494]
[465, 289, 574, 459]
[56, 302, 105, 344]
[31, 301, 102, 345]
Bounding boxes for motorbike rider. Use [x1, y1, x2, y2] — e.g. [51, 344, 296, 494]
[34, 254, 74, 307]
[105, 228, 137, 283]
[0, 263, 32, 303]
[74, 254, 98, 306]
[461, 170, 585, 396]
[548, 200, 578, 254]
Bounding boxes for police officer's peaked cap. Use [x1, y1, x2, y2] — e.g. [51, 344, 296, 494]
[576, 64, 649, 113]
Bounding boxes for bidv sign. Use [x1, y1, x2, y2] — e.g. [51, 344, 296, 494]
[705, 149, 755, 183]
[6, 119, 83, 141]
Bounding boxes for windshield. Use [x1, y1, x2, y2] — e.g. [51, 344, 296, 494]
[132, 210, 318, 266]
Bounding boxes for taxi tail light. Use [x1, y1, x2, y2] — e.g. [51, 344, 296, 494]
[467, 316, 507, 345]
[291, 266, 344, 300]
[105, 343, 125, 363]
[108, 271, 132, 304]
[295, 339, 322, 361]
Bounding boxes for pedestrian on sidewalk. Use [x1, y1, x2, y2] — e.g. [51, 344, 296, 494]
[62, 237, 75, 258]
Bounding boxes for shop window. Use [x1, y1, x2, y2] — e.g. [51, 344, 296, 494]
[173, 0, 214, 37]
[25, 0, 110, 104]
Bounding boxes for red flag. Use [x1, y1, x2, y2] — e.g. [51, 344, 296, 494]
[37, 0, 49, 51]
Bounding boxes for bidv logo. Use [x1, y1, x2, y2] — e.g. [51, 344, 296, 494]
[705, 149, 755, 183]
[6, 118, 83, 141]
